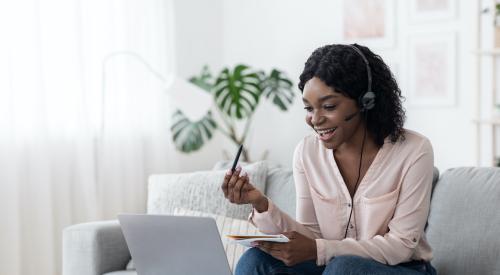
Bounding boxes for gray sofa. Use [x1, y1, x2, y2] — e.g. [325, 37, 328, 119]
[62, 165, 500, 275]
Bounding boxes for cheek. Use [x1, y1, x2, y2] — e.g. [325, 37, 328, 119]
[325, 113, 343, 125]
[305, 113, 313, 126]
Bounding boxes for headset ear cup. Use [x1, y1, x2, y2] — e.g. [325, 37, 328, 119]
[361, 91, 376, 111]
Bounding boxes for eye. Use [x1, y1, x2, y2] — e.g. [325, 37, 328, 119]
[324, 105, 337, 110]
[303, 106, 313, 112]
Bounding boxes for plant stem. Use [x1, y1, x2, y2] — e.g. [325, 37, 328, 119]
[241, 112, 254, 144]
[213, 104, 235, 134]
[241, 147, 250, 162]
[217, 126, 233, 141]
[211, 104, 253, 161]
[209, 103, 236, 139]
[213, 109, 244, 160]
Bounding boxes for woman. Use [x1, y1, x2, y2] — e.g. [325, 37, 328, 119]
[221, 44, 437, 275]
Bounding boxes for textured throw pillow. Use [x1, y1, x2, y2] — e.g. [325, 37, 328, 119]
[147, 161, 268, 220]
[212, 160, 251, 171]
[126, 208, 260, 272]
[213, 160, 297, 218]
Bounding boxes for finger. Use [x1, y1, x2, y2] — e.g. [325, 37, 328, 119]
[266, 249, 283, 260]
[228, 166, 242, 189]
[228, 166, 242, 202]
[233, 172, 248, 203]
[241, 176, 254, 191]
[257, 244, 283, 259]
[221, 170, 232, 198]
[282, 231, 297, 239]
[258, 241, 281, 252]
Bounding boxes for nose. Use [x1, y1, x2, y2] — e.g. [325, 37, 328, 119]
[310, 110, 325, 126]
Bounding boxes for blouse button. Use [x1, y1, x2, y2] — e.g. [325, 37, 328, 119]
[413, 238, 417, 242]
[347, 203, 352, 207]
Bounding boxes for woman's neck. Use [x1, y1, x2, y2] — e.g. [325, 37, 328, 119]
[334, 124, 380, 158]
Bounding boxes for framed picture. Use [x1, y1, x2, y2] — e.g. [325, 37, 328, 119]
[409, 0, 457, 22]
[407, 33, 456, 106]
[341, 0, 395, 48]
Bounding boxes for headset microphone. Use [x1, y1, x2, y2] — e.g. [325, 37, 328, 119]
[344, 111, 359, 122]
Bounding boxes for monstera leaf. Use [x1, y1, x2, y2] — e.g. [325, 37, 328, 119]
[170, 64, 294, 156]
[261, 69, 295, 111]
[213, 64, 261, 119]
[188, 65, 214, 93]
[171, 110, 217, 153]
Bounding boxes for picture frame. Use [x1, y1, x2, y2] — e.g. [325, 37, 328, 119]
[341, 0, 395, 49]
[407, 32, 457, 106]
[409, 0, 457, 23]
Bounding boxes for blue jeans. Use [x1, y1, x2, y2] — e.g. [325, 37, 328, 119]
[235, 248, 437, 275]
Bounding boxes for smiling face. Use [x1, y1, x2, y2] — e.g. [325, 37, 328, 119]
[302, 77, 363, 150]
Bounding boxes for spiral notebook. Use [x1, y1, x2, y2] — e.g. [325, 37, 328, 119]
[226, 234, 289, 247]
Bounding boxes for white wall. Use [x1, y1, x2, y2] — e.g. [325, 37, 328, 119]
[172, 0, 479, 173]
[163, 0, 226, 172]
[400, 0, 479, 171]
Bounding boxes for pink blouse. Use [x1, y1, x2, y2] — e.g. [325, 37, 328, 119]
[249, 129, 434, 266]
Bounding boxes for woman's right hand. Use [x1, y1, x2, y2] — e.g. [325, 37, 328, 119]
[221, 166, 267, 210]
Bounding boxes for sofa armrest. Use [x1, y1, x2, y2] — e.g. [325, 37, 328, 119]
[62, 220, 130, 275]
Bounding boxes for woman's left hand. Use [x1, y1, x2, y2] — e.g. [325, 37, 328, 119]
[253, 231, 317, 266]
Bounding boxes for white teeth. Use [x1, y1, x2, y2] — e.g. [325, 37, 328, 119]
[316, 127, 336, 135]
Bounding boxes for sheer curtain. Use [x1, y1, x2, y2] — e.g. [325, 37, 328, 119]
[0, 1, 177, 274]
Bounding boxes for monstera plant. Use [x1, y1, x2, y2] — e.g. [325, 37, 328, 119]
[170, 64, 295, 161]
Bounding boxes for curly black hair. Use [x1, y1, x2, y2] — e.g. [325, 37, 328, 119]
[298, 44, 405, 146]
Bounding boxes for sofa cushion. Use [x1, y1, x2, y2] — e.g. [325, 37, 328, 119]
[264, 164, 296, 218]
[425, 167, 500, 275]
[431, 167, 440, 197]
[213, 160, 296, 218]
[147, 161, 267, 220]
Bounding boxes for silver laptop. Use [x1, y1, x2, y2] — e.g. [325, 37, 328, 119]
[118, 214, 233, 275]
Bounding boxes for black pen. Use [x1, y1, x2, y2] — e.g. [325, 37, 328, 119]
[231, 144, 243, 172]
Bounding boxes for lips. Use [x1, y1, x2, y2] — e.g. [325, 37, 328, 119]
[315, 127, 337, 141]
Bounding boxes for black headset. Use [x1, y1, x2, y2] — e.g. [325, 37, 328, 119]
[344, 44, 376, 120]
[342, 44, 376, 239]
